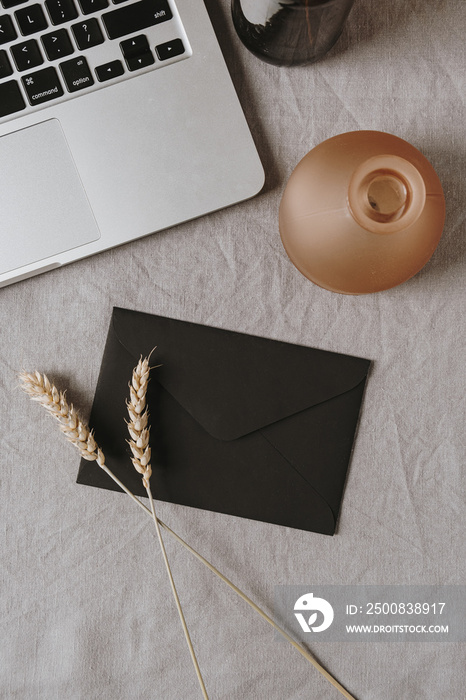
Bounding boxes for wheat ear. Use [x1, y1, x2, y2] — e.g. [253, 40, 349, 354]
[127, 357, 208, 700]
[18, 371, 125, 492]
[19, 371, 355, 700]
[18, 371, 106, 465]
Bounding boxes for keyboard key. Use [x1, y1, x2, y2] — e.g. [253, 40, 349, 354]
[0, 79, 25, 117]
[120, 33, 148, 59]
[71, 18, 104, 51]
[126, 49, 153, 71]
[77, 0, 108, 14]
[41, 28, 73, 60]
[15, 4, 48, 36]
[120, 34, 153, 70]
[1, 0, 27, 8]
[95, 58, 123, 81]
[155, 37, 184, 61]
[60, 55, 94, 92]
[102, 0, 172, 41]
[0, 47, 13, 77]
[45, 0, 78, 26]
[22, 66, 64, 104]
[11, 39, 44, 70]
[0, 14, 17, 44]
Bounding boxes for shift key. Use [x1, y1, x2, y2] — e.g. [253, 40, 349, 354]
[22, 67, 64, 105]
[102, 0, 172, 40]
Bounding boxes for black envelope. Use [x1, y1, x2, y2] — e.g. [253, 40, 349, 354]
[77, 307, 371, 535]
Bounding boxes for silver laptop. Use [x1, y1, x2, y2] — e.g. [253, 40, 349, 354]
[0, 0, 264, 287]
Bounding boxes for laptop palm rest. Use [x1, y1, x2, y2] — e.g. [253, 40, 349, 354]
[0, 118, 100, 275]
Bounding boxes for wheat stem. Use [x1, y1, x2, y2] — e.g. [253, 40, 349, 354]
[96, 459, 356, 700]
[127, 357, 208, 700]
[147, 487, 209, 699]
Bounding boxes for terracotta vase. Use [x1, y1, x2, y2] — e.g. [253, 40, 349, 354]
[279, 131, 445, 294]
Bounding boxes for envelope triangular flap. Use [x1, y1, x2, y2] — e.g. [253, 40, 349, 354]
[113, 307, 370, 441]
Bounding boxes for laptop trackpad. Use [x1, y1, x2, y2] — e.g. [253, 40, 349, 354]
[0, 119, 100, 275]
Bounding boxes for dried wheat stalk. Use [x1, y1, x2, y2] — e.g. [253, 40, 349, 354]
[19, 369, 355, 700]
[126, 357, 152, 488]
[127, 356, 208, 700]
[18, 371, 106, 466]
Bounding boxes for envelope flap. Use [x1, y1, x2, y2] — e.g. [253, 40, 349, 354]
[112, 307, 370, 441]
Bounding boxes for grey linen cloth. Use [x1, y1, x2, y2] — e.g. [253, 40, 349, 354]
[1, 0, 464, 698]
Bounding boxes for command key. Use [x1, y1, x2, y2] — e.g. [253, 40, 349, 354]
[22, 67, 64, 105]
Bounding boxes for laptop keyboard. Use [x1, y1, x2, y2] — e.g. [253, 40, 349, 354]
[0, 0, 190, 121]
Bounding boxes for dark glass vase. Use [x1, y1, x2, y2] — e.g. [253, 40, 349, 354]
[231, 0, 356, 67]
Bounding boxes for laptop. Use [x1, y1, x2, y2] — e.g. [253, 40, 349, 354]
[0, 0, 264, 287]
